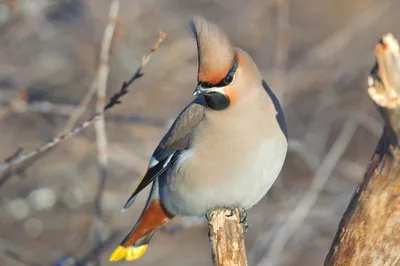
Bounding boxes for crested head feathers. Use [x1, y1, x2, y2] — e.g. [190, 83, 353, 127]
[190, 16, 236, 84]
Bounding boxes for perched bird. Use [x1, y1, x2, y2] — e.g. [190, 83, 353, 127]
[109, 16, 288, 262]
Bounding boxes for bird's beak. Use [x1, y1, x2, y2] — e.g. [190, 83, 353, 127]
[193, 84, 208, 96]
[193, 84, 225, 97]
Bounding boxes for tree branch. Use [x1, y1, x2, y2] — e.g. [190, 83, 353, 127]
[92, 1, 120, 265]
[208, 208, 248, 266]
[0, 31, 166, 188]
[325, 33, 400, 266]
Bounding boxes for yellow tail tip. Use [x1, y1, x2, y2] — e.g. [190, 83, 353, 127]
[126, 245, 148, 261]
[109, 246, 126, 262]
[109, 245, 148, 262]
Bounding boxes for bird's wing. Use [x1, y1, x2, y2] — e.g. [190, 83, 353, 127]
[122, 98, 206, 210]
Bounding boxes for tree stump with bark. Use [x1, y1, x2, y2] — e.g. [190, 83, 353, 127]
[208, 208, 248, 266]
[325, 33, 400, 266]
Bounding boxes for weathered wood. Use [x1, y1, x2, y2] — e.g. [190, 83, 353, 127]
[208, 208, 248, 266]
[325, 33, 400, 266]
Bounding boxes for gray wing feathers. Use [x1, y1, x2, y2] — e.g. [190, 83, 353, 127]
[158, 101, 205, 152]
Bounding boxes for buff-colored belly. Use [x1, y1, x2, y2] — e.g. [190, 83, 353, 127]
[161, 138, 287, 216]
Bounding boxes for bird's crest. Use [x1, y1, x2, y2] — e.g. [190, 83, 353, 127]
[190, 16, 235, 84]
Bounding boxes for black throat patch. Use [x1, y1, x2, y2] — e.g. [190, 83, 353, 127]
[204, 92, 230, 110]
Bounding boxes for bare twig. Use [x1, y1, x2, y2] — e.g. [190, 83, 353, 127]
[209, 208, 248, 266]
[0, 31, 167, 188]
[258, 118, 358, 266]
[4, 147, 23, 163]
[62, 79, 98, 134]
[353, 112, 382, 137]
[92, 1, 120, 265]
[79, 230, 122, 265]
[93, 0, 119, 212]
[0, 99, 165, 127]
[7, 91, 78, 116]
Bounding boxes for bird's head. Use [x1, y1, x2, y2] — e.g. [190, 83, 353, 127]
[190, 16, 262, 110]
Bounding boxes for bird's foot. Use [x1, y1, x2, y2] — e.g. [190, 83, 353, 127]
[226, 207, 248, 233]
[205, 211, 212, 221]
[238, 207, 248, 233]
[238, 207, 247, 223]
[205, 208, 248, 233]
[241, 220, 249, 233]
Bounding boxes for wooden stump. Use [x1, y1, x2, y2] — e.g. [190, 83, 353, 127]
[325, 33, 400, 266]
[208, 208, 248, 266]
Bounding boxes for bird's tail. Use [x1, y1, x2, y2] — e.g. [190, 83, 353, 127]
[109, 230, 156, 261]
[109, 178, 173, 262]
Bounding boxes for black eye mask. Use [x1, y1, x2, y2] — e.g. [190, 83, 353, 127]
[198, 55, 238, 88]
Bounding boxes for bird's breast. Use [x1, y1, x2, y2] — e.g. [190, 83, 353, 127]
[160, 94, 288, 216]
[161, 119, 287, 216]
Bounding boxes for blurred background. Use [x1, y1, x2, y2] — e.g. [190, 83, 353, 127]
[0, 0, 399, 265]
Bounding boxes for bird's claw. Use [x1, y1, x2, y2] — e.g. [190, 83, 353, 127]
[226, 207, 248, 233]
[238, 208, 248, 233]
[242, 220, 249, 233]
[206, 208, 248, 233]
[205, 211, 212, 221]
[238, 207, 247, 223]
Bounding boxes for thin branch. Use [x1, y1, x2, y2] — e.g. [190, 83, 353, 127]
[61, 78, 98, 134]
[4, 147, 23, 163]
[78, 230, 122, 266]
[103, 31, 166, 111]
[0, 88, 85, 117]
[257, 118, 358, 266]
[92, 1, 120, 265]
[0, 100, 165, 127]
[0, 31, 167, 188]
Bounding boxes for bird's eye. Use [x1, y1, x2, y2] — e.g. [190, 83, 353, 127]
[224, 74, 234, 84]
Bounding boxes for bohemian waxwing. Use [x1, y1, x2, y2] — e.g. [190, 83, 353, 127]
[109, 15, 288, 262]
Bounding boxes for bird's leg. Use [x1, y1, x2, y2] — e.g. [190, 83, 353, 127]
[226, 207, 248, 233]
[206, 208, 248, 233]
[238, 207, 248, 233]
[238, 207, 247, 223]
[205, 211, 213, 221]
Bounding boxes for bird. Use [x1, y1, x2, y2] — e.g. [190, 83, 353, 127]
[109, 15, 288, 262]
